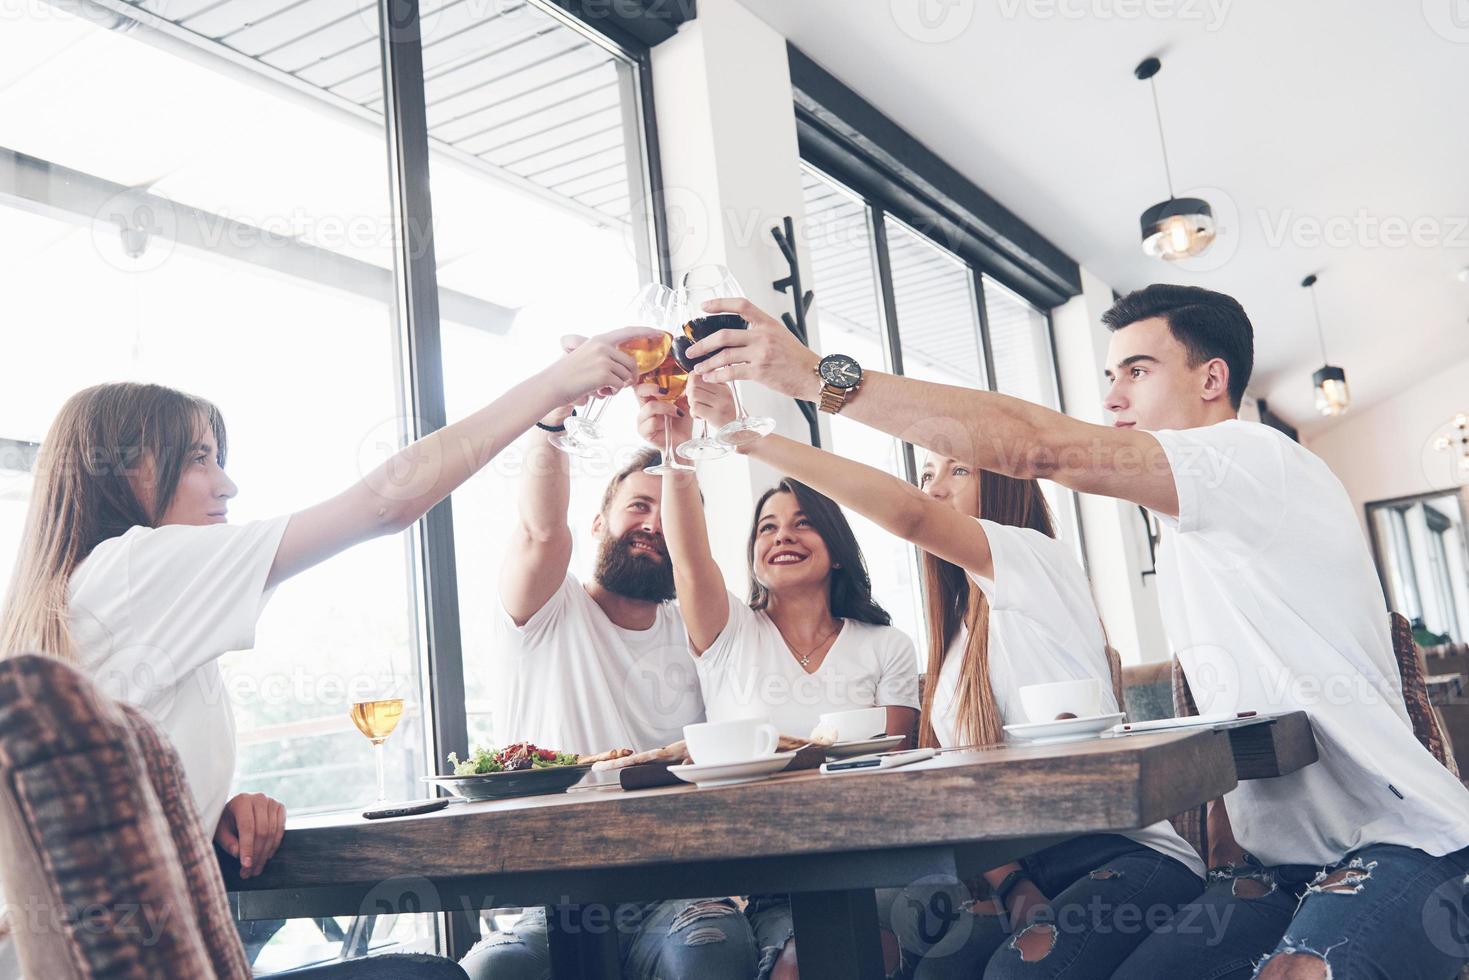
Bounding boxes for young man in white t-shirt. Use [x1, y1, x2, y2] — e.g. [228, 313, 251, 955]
[461, 402, 757, 980]
[685, 286, 1469, 979]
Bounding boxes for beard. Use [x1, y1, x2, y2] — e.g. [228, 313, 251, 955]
[594, 528, 675, 603]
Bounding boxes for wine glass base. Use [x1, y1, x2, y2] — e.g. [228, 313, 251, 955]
[549, 433, 593, 457]
[717, 417, 776, 447]
[677, 438, 730, 460]
[644, 461, 695, 475]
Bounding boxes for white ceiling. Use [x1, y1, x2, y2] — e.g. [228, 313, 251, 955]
[735, 0, 1469, 433]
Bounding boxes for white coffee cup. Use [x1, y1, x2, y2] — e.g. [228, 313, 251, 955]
[815, 706, 889, 743]
[683, 717, 780, 766]
[1018, 678, 1104, 723]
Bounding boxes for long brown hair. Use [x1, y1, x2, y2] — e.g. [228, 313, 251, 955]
[0, 383, 226, 660]
[917, 469, 1053, 748]
[746, 480, 891, 626]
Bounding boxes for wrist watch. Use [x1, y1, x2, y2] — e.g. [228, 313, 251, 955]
[815, 354, 862, 414]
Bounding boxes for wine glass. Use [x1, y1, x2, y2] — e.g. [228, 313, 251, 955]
[554, 284, 676, 455]
[642, 350, 696, 476]
[350, 697, 405, 805]
[672, 265, 775, 447]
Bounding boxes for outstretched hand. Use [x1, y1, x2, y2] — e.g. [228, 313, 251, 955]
[684, 298, 821, 400]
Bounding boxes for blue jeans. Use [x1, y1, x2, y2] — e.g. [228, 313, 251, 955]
[888, 834, 1203, 979]
[270, 953, 467, 978]
[1113, 843, 1469, 979]
[460, 900, 757, 980]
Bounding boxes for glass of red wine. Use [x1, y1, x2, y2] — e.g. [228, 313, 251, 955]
[672, 266, 775, 447]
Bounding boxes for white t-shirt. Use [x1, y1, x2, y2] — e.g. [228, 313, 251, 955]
[70, 519, 290, 829]
[1153, 420, 1469, 867]
[930, 520, 1205, 879]
[0, 518, 287, 980]
[694, 593, 920, 738]
[490, 573, 705, 755]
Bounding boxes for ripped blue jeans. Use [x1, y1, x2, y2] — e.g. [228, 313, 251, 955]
[459, 899, 756, 980]
[1113, 843, 1469, 979]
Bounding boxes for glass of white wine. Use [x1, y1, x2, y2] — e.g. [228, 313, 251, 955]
[350, 697, 405, 805]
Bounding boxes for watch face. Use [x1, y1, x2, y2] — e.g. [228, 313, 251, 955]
[819, 354, 862, 389]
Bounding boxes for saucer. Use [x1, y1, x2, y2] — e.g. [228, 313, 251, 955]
[667, 750, 800, 787]
[1003, 711, 1125, 746]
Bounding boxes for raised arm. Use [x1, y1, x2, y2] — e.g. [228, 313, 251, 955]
[499, 403, 575, 626]
[636, 386, 731, 654]
[265, 328, 658, 590]
[686, 299, 1180, 519]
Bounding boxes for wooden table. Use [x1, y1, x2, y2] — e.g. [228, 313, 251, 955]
[227, 723, 1289, 980]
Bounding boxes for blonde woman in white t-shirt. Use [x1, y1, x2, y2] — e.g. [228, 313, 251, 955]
[0, 328, 654, 980]
[691, 388, 1205, 979]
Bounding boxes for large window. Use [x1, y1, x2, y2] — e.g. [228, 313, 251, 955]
[985, 278, 1084, 557]
[799, 164, 1078, 664]
[1, 0, 661, 966]
[801, 168, 924, 649]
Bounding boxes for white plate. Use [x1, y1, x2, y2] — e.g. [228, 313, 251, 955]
[824, 734, 907, 759]
[1003, 711, 1125, 746]
[667, 750, 800, 787]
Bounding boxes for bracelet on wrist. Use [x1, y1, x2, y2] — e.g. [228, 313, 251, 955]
[536, 407, 576, 433]
[994, 869, 1030, 908]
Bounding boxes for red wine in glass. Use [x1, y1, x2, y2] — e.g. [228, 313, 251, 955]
[672, 313, 750, 370]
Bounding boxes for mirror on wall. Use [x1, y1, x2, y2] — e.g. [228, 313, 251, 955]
[1368, 488, 1469, 646]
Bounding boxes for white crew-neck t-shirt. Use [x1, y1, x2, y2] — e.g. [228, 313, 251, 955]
[70, 518, 291, 828]
[694, 593, 920, 738]
[0, 518, 288, 980]
[490, 572, 705, 755]
[1152, 420, 1469, 867]
[929, 520, 1205, 879]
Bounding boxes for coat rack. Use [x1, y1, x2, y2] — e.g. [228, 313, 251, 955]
[770, 215, 820, 446]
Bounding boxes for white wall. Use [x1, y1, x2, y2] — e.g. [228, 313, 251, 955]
[1051, 268, 1171, 665]
[1304, 353, 1469, 522]
[651, 0, 815, 591]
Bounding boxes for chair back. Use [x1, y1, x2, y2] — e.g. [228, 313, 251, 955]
[0, 654, 251, 979]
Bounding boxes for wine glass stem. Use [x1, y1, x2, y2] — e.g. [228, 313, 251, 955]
[663, 421, 677, 465]
[584, 395, 611, 424]
[373, 740, 387, 804]
[727, 382, 749, 421]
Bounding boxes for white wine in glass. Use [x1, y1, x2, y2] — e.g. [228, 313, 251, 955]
[350, 698, 404, 805]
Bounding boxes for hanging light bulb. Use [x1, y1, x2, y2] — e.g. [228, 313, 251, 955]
[1302, 274, 1350, 416]
[1135, 57, 1215, 261]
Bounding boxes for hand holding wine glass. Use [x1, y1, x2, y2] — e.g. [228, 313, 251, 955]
[552, 284, 677, 456]
[671, 266, 776, 446]
[637, 350, 696, 475]
[683, 295, 823, 402]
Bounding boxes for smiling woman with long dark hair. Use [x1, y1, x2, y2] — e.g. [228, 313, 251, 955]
[640, 382, 920, 980]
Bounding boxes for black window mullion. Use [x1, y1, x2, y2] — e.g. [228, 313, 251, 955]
[869, 209, 917, 487]
[971, 268, 998, 393]
[378, 0, 476, 958]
